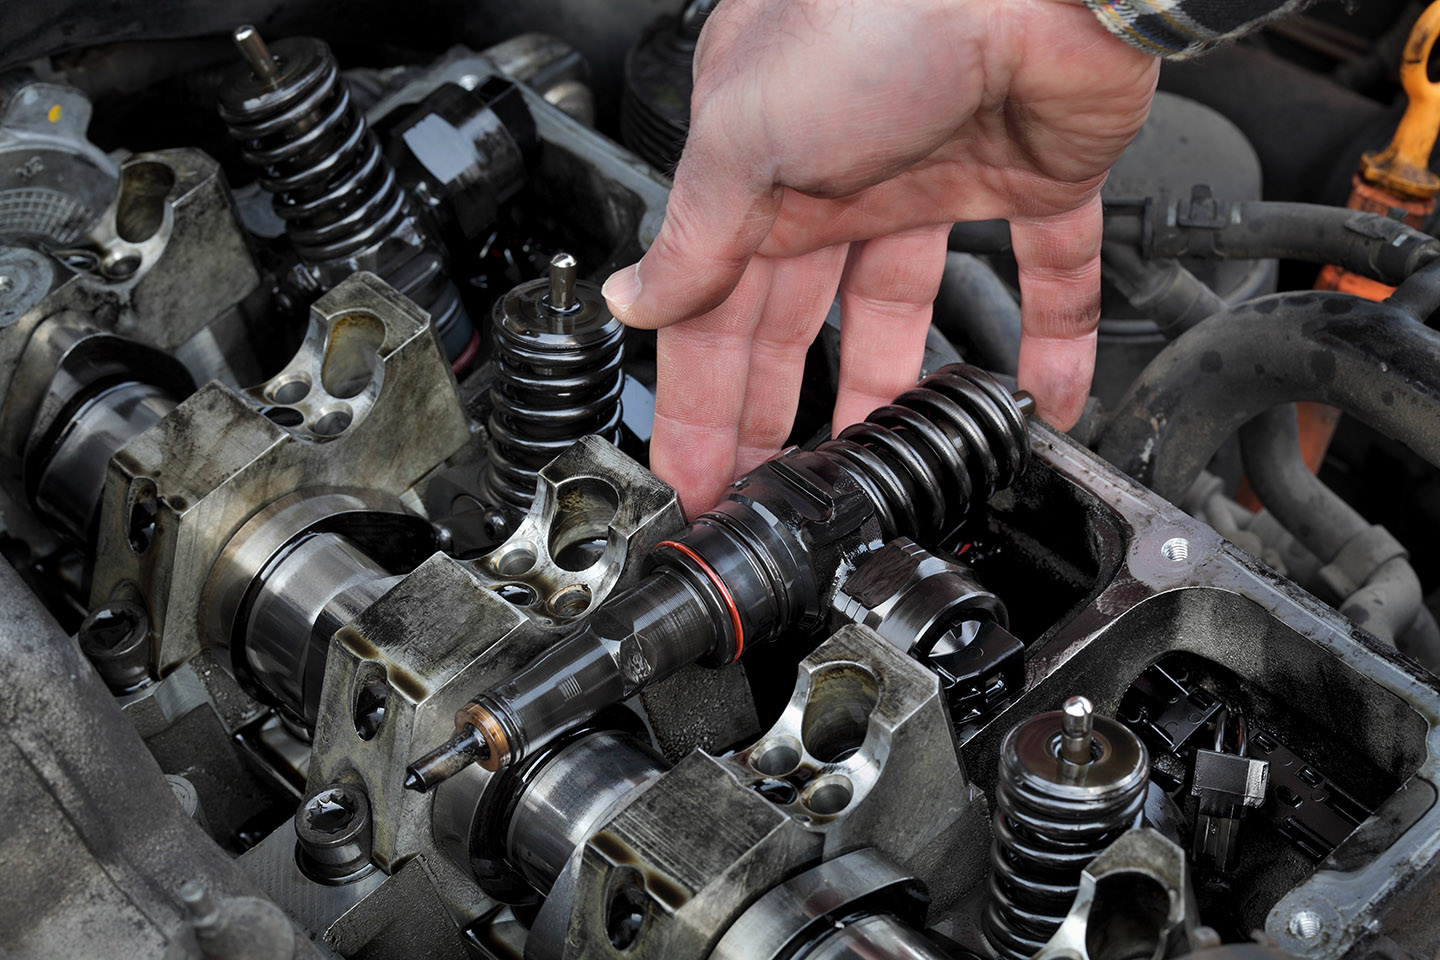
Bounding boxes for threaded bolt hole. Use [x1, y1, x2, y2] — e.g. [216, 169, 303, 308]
[547, 583, 592, 617]
[270, 377, 310, 404]
[1289, 910, 1322, 940]
[1161, 537, 1190, 563]
[492, 582, 537, 605]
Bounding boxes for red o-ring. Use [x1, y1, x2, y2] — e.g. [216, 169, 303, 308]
[450, 329, 482, 372]
[657, 540, 746, 662]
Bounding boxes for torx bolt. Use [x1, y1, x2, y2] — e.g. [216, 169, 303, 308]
[547, 252, 579, 313]
[233, 25, 280, 84]
[1060, 695, 1095, 764]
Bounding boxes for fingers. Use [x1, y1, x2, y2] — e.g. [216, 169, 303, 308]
[1011, 194, 1103, 430]
[603, 87, 782, 331]
[832, 224, 951, 431]
[756, 159, 1097, 262]
[649, 257, 774, 516]
[734, 245, 848, 475]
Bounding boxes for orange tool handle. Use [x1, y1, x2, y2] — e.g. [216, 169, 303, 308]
[1361, 1, 1440, 200]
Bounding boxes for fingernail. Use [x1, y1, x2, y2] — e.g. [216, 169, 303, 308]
[602, 263, 641, 315]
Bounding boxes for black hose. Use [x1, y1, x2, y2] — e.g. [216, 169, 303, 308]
[1096, 292, 1440, 502]
[934, 252, 1021, 375]
[1239, 407, 1366, 561]
[948, 220, 1012, 256]
[1101, 245, 1227, 339]
[1158, 44, 1388, 206]
[956, 201, 1440, 290]
[1239, 406, 1440, 662]
[1106, 197, 1440, 285]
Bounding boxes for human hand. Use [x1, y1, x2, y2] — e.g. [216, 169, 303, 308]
[602, 0, 1159, 515]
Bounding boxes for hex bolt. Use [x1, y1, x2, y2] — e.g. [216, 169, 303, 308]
[293, 782, 374, 884]
[1060, 695, 1095, 764]
[547, 251, 579, 313]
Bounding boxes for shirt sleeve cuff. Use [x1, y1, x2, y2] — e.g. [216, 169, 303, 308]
[1078, 0, 1310, 59]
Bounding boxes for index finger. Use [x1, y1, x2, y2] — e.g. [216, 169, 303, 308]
[649, 257, 774, 516]
[603, 84, 782, 331]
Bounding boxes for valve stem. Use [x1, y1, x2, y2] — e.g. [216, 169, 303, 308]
[547, 251, 578, 312]
[404, 726, 489, 792]
[232, 25, 279, 85]
[1060, 694, 1095, 764]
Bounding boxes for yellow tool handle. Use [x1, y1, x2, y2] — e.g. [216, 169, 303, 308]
[1361, 0, 1440, 200]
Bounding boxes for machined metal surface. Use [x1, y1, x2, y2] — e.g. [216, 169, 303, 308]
[91, 271, 469, 673]
[960, 421, 1440, 959]
[1032, 828, 1202, 960]
[506, 729, 666, 894]
[711, 848, 931, 960]
[6, 12, 1440, 960]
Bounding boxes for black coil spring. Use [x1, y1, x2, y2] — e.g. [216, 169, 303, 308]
[817, 363, 1029, 539]
[620, 13, 699, 172]
[218, 37, 408, 265]
[982, 719, 1149, 960]
[484, 314, 625, 512]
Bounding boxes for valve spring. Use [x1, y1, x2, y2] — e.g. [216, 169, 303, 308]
[482, 273, 625, 512]
[218, 35, 407, 265]
[982, 710, 1149, 960]
[816, 364, 1029, 540]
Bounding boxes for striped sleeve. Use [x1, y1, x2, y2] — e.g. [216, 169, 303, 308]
[1080, 0, 1312, 58]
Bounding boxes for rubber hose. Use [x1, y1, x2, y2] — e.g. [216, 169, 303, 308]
[934, 252, 1020, 375]
[1096, 293, 1440, 502]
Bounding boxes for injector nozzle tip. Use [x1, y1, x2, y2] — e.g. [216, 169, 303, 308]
[403, 726, 491, 792]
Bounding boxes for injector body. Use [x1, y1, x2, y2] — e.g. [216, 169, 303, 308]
[407, 364, 1031, 786]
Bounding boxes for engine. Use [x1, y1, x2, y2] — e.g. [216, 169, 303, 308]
[3, 4, 1440, 960]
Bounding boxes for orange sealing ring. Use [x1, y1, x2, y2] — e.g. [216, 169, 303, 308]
[455, 702, 511, 772]
[657, 540, 746, 662]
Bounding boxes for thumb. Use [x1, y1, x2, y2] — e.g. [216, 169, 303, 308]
[603, 95, 782, 330]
